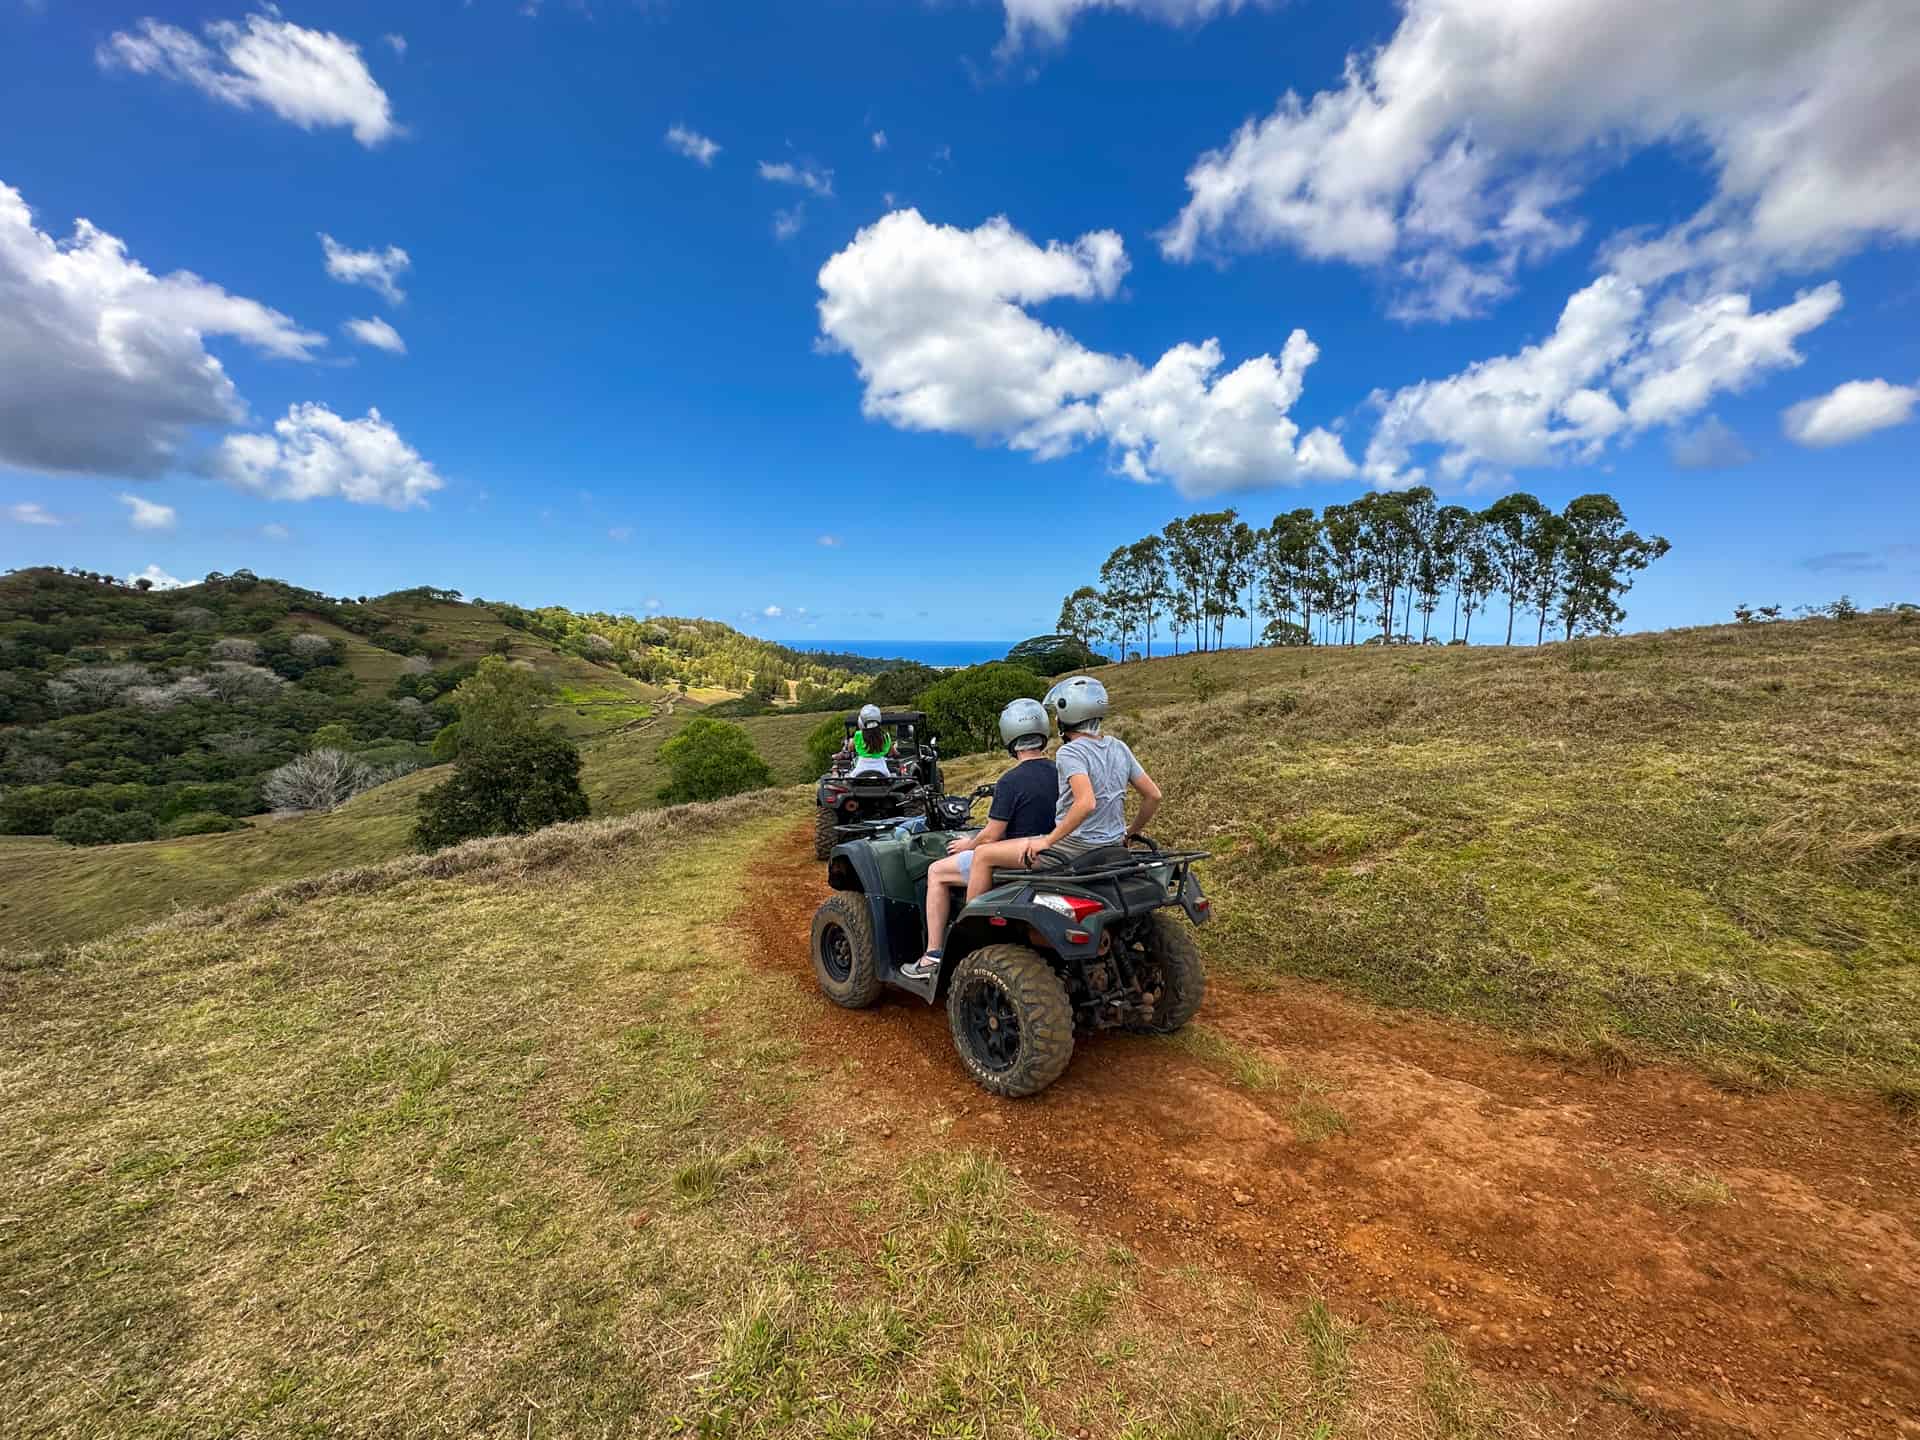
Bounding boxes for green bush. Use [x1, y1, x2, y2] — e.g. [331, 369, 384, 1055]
[805, 713, 846, 777]
[52, 807, 118, 847]
[412, 727, 590, 852]
[163, 810, 246, 838]
[430, 721, 462, 762]
[1004, 635, 1106, 675]
[914, 662, 1047, 756]
[868, 663, 942, 708]
[656, 718, 774, 804]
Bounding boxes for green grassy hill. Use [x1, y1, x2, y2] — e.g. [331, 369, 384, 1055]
[0, 708, 822, 951]
[1073, 614, 1919, 1090]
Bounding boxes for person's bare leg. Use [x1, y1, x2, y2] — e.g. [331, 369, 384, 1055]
[964, 836, 1031, 903]
[922, 855, 960, 956]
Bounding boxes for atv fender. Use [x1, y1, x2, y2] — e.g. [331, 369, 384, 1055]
[937, 897, 1102, 999]
[826, 842, 928, 993]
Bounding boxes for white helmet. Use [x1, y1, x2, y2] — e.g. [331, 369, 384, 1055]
[857, 703, 882, 727]
[1043, 675, 1108, 732]
[997, 697, 1049, 754]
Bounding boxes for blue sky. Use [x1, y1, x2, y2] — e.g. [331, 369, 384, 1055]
[2, 0, 1916, 644]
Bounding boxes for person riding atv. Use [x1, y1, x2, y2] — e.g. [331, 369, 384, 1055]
[813, 706, 944, 859]
[810, 677, 1210, 1097]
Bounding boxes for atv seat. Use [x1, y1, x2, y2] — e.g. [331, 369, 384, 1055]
[1040, 842, 1133, 873]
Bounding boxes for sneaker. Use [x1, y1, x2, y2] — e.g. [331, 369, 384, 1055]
[901, 952, 941, 979]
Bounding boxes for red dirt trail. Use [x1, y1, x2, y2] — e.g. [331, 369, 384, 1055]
[734, 820, 1920, 1439]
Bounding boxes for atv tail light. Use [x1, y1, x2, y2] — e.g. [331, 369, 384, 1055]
[1193, 898, 1211, 916]
[1034, 894, 1104, 922]
[845, 799, 859, 812]
[1065, 928, 1092, 945]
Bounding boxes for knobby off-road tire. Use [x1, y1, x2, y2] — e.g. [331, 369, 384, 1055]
[813, 805, 838, 860]
[946, 944, 1074, 1098]
[1132, 912, 1206, 1034]
[811, 894, 881, 1009]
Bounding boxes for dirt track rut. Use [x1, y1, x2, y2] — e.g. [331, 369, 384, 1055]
[737, 819, 1920, 1438]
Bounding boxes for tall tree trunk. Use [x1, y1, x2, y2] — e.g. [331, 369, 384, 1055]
[1464, 602, 1475, 644]
[1403, 583, 1415, 640]
[1535, 604, 1547, 646]
[1450, 588, 1460, 643]
[1505, 592, 1516, 646]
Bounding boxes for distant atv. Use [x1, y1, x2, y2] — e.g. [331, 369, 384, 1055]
[811, 812, 1211, 1097]
[813, 709, 946, 859]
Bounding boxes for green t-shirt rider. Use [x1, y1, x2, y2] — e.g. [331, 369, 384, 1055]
[849, 703, 893, 774]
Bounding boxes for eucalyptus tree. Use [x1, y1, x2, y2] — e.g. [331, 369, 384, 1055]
[1480, 492, 1549, 645]
[1456, 516, 1499, 643]
[1056, 585, 1102, 650]
[1320, 502, 1365, 645]
[1556, 494, 1671, 639]
[1428, 503, 1474, 642]
[1127, 534, 1169, 659]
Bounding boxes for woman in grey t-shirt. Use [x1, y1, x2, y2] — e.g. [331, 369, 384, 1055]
[960, 675, 1163, 903]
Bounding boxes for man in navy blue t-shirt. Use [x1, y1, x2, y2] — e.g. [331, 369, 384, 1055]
[903, 698, 1056, 979]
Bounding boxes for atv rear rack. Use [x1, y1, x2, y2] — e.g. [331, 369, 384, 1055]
[989, 848, 1210, 887]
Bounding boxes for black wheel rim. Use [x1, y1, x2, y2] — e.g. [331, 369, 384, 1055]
[821, 922, 853, 983]
[959, 978, 1021, 1073]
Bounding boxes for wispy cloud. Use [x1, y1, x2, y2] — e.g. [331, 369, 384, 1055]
[8, 501, 59, 526]
[759, 160, 833, 198]
[773, 205, 806, 241]
[665, 123, 721, 166]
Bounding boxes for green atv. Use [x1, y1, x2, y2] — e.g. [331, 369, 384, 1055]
[810, 794, 1212, 1097]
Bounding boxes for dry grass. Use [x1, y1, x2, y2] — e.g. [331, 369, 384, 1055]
[1091, 616, 1920, 1090]
[1635, 1162, 1735, 1211]
[0, 794, 1570, 1439]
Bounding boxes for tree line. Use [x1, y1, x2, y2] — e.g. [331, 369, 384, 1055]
[1057, 490, 1670, 657]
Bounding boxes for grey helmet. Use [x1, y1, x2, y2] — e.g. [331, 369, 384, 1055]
[857, 703, 882, 727]
[1043, 674, 1108, 733]
[997, 697, 1049, 754]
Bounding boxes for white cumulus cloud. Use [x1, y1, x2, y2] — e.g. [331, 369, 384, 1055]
[760, 160, 834, 198]
[1783, 378, 1920, 448]
[343, 316, 406, 354]
[321, 234, 409, 305]
[817, 209, 1350, 496]
[871, 130, 888, 151]
[98, 12, 398, 147]
[1163, 0, 1920, 321]
[1364, 274, 1839, 487]
[665, 124, 721, 166]
[8, 502, 60, 526]
[119, 492, 176, 530]
[0, 179, 323, 479]
[763, 604, 784, 618]
[212, 403, 445, 509]
[127, 563, 187, 590]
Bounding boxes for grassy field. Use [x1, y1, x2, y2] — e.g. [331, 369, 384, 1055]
[1079, 615, 1920, 1091]
[0, 710, 823, 953]
[0, 796, 1529, 1439]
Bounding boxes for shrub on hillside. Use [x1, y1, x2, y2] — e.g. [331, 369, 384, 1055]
[262, 748, 370, 814]
[657, 718, 774, 804]
[868, 663, 942, 708]
[53, 807, 156, 846]
[806, 714, 845, 776]
[413, 728, 590, 851]
[1004, 635, 1106, 675]
[914, 662, 1047, 756]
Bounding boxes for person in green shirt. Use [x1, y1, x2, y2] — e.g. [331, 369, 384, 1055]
[848, 703, 894, 776]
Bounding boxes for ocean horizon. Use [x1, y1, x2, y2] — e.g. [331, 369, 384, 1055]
[796, 639, 1018, 668]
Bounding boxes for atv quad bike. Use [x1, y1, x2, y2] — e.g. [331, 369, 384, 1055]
[810, 806, 1211, 1097]
[812, 709, 946, 860]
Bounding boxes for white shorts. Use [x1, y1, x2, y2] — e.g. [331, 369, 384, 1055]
[951, 850, 974, 880]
